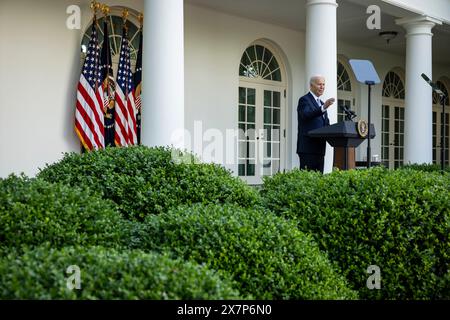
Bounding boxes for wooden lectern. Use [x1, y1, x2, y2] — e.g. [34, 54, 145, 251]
[334, 147, 356, 170]
[308, 121, 376, 170]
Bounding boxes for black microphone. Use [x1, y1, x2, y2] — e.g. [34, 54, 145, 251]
[421, 73, 436, 88]
[342, 105, 356, 120]
[421, 73, 445, 95]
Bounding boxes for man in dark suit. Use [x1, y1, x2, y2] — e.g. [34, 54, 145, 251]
[296, 75, 335, 173]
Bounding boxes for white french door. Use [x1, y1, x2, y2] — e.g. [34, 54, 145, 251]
[381, 102, 405, 169]
[433, 108, 450, 165]
[238, 82, 286, 184]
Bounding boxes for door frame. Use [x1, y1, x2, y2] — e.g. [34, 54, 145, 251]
[382, 98, 405, 169]
[238, 79, 287, 184]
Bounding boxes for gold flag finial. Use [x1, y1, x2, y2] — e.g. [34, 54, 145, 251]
[122, 8, 129, 22]
[101, 4, 110, 17]
[138, 13, 144, 28]
[90, 0, 100, 14]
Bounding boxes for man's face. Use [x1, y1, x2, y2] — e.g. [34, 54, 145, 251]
[310, 77, 325, 97]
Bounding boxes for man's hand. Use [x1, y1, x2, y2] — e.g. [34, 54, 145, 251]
[323, 98, 335, 109]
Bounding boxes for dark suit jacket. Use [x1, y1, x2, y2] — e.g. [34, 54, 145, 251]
[296, 92, 330, 155]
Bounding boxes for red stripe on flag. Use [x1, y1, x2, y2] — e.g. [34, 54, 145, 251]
[78, 79, 105, 137]
[76, 100, 103, 149]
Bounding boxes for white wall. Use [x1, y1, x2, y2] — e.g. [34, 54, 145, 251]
[0, 0, 144, 178]
[184, 4, 306, 173]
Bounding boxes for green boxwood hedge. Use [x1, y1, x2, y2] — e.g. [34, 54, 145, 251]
[401, 163, 450, 173]
[0, 246, 242, 299]
[37, 146, 259, 220]
[136, 203, 358, 300]
[260, 168, 450, 299]
[0, 175, 125, 252]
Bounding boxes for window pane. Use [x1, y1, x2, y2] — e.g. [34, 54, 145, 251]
[264, 108, 272, 124]
[264, 142, 271, 158]
[272, 69, 282, 82]
[239, 87, 246, 104]
[264, 125, 272, 141]
[269, 58, 279, 73]
[247, 163, 255, 176]
[238, 124, 246, 140]
[247, 106, 255, 123]
[248, 142, 256, 158]
[273, 160, 280, 174]
[247, 47, 256, 64]
[247, 89, 255, 105]
[239, 105, 245, 122]
[238, 163, 245, 176]
[264, 91, 272, 107]
[239, 142, 247, 158]
[273, 91, 280, 108]
[247, 124, 255, 140]
[273, 126, 280, 141]
[255, 45, 264, 61]
[272, 143, 280, 158]
[273, 109, 280, 125]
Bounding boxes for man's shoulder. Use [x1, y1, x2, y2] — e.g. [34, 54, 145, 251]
[298, 92, 312, 104]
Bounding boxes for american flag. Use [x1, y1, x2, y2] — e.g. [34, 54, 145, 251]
[100, 19, 116, 148]
[134, 28, 143, 145]
[114, 26, 137, 146]
[75, 22, 105, 151]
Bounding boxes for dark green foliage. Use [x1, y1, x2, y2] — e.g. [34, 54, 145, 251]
[401, 163, 450, 173]
[137, 203, 358, 300]
[260, 167, 450, 299]
[38, 146, 259, 220]
[0, 175, 125, 252]
[0, 246, 242, 299]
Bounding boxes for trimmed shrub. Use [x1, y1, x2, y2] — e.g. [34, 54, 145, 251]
[0, 175, 125, 251]
[401, 163, 450, 173]
[0, 246, 242, 299]
[260, 168, 450, 299]
[38, 146, 259, 220]
[136, 203, 358, 300]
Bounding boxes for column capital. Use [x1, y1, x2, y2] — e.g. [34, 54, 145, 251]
[306, 0, 338, 8]
[396, 15, 442, 36]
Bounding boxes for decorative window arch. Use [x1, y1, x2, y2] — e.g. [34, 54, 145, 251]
[239, 44, 282, 82]
[81, 9, 141, 62]
[337, 61, 352, 92]
[433, 81, 450, 106]
[383, 71, 405, 99]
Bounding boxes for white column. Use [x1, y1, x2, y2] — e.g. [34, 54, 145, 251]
[305, 0, 338, 174]
[142, 0, 184, 148]
[396, 16, 442, 165]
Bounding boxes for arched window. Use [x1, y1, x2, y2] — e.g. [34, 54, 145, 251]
[81, 12, 141, 64]
[383, 71, 405, 99]
[239, 45, 282, 82]
[337, 61, 352, 92]
[336, 61, 354, 123]
[433, 81, 449, 106]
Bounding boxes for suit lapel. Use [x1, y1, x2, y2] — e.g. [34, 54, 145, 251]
[307, 92, 320, 108]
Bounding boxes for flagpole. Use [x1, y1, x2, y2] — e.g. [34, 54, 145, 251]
[91, 1, 100, 94]
[101, 4, 112, 112]
[122, 9, 129, 99]
[137, 12, 144, 145]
